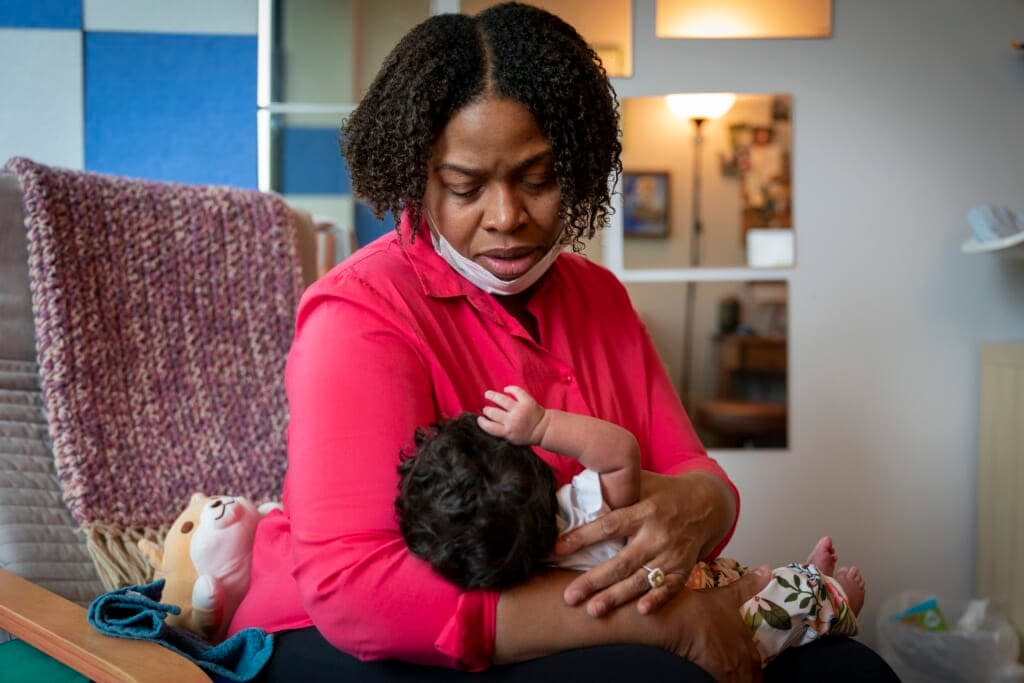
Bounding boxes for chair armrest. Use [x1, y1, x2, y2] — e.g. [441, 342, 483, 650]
[0, 568, 208, 683]
[290, 205, 321, 287]
[289, 204, 355, 286]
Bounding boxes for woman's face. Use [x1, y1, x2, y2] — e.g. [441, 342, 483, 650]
[423, 96, 562, 281]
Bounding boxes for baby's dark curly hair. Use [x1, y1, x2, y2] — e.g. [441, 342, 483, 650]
[342, 2, 622, 250]
[395, 413, 559, 589]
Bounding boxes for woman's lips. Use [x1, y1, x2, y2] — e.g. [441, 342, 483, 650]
[477, 247, 541, 280]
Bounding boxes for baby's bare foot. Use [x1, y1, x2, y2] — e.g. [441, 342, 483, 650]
[806, 535, 837, 575]
[835, 566, 865, 615]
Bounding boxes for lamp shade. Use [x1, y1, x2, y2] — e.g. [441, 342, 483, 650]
[666, 93, 736, 120]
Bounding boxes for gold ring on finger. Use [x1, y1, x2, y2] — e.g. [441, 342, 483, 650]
[642, 565, 665, 590]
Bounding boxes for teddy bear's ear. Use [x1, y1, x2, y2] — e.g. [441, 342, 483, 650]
[138, 538, 163, 569]
[258, 501, 283, 517]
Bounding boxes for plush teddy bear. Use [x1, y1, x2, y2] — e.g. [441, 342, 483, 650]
[139, 492, 281, 643]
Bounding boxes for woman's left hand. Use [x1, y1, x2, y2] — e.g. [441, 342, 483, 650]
[554, 469, 736, 617]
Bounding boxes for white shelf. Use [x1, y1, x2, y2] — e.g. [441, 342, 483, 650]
[962, 230, 1024, 257]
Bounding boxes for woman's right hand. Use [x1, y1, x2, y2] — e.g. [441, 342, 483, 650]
[659, 566, 771, 682]
[496, 566, 769, 681]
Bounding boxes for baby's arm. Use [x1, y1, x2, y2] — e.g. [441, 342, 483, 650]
[479, 386, 641, 509]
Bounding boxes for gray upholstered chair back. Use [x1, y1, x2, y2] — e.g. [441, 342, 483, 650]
[0, 174, 34, 362]
[0, 174, 106, 611]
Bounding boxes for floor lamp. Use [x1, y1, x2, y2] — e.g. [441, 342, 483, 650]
[666, 93, 735, 408]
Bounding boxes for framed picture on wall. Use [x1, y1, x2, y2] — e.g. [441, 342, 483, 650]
[622, 171, 670, 238]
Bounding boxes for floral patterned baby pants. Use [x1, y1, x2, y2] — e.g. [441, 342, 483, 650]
[686, 558, 860, 666]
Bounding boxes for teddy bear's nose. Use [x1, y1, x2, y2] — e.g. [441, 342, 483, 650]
[210, 500, 222, 508]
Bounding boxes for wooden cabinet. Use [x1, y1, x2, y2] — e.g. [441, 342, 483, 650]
[714, 334, 787, 399]
[695, 334, 788, 448]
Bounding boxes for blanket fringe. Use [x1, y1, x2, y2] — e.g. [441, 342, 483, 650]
[83, 523, 170, 591]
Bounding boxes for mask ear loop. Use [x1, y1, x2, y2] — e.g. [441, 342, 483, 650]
[555, 224, 571, 249]
[423, 208, 439, 240]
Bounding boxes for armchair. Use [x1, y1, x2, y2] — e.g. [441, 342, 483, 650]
[0, 159, 341, 681]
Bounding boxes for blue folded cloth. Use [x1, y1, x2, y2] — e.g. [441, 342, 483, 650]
[87, 579, 273, 682]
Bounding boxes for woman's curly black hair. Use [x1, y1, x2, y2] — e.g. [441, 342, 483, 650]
[395, 413, 559, 589]
[342, 2, 622, 250]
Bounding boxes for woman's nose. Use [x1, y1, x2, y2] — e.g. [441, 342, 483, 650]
[483, 184, 526, 233]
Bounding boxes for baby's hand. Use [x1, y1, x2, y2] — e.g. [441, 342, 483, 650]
[478, 386, 546, 445]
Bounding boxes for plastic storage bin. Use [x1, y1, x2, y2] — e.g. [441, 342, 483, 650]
[877, 592, 1023, 683]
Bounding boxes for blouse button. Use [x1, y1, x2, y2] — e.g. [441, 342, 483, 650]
[562, 374, 574, 385]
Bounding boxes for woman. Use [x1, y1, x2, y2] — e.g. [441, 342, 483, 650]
[233, 4, 896, 681]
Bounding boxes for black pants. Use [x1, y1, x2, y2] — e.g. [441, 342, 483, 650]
[255, 626, 900, 682]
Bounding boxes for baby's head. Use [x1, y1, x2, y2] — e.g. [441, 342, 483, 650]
[395, 413, 559, 589]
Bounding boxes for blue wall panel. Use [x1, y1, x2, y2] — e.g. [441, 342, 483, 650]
[355, 201, 394, 246]
[0, 0, 81, 28]
[85, 32, 257, 188]
[278, 126, 350, 195]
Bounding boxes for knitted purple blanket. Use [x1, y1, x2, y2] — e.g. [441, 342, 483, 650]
[6, 157, 300, 587]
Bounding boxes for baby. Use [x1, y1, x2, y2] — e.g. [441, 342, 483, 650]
[396, 386, 864, 665]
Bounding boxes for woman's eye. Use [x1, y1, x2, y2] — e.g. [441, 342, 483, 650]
[447, 186, 480, 199]
[522, 176, 554, 191]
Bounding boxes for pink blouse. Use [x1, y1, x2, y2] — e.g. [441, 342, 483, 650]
[229, 214, 739, 670]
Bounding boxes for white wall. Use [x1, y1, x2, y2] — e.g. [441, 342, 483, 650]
[0, 28, 83, 170]
[83, 0, 256, 33]
[609, 0, 1024, 647]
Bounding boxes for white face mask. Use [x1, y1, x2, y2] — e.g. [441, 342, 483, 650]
[425, 211, 565, 296]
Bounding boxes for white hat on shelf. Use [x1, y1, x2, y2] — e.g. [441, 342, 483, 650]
[962, 204, 1024, 256]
